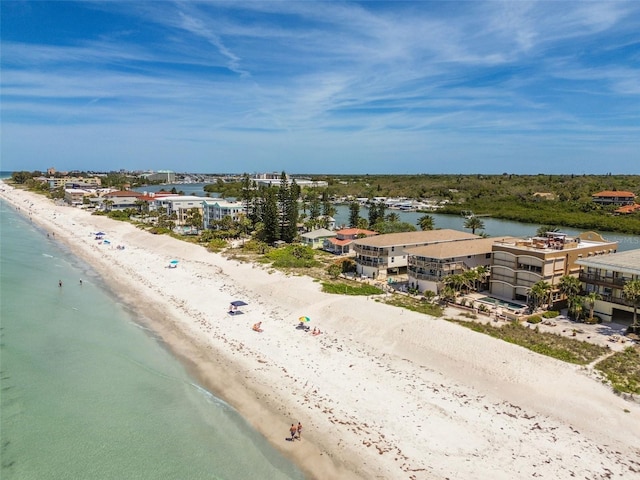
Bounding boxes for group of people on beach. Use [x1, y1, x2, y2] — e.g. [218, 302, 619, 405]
[289, 422, 302, 441]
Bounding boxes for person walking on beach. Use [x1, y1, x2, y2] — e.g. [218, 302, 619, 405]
[289, 424, 297, 441]
[297, 422, 302, 440]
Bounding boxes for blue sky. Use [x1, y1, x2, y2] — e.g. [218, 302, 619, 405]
[1, 1, 639, 174]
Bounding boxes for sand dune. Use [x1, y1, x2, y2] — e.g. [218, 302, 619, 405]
[2, 182, 639, 480]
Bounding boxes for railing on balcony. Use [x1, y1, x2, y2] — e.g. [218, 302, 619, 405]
[599, 294, 635, 307]
[579, 273, 627, 287]
[353, 245, 384, 257]
[357, 258, 385, 267]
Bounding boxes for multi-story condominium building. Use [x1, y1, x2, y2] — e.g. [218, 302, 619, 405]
[145, 170, 176, 183]
[591, 190, 636, 206]
[44, 176, 102, 189]
[407, 237, 512, 294]
[323, 228, 377, 255]
[153, 195, 204, 226]
[202, 199, 246, 229]
[252, 173, 328, 188]
[353, 229, 478, 279]
[490, 231, 618, 306]
[64, 188, 90, 206]
[102, 190, 145, 210]
[576, 248, 640, 324]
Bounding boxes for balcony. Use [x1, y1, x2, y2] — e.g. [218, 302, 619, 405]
[599, 294, 635, 307]
[357, 258, 385, 268]
[353, 245, 384, 256]
[579, 273, 627, 287]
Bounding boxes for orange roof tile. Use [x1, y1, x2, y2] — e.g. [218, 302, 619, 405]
[327, 238, 353, 246]
[335, 228, 377, 236]
[592, 190, 635, 198]
[615, 204, 640, 214]
[105, 190, 144, 198]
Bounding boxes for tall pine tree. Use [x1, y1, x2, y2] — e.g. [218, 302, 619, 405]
[262, 186, 279, 244]
[349, 201, 361, 228]
[278, 172, 290, 241]
[283, 179, 300, 242]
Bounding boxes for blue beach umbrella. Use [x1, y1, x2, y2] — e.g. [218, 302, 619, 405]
[170, 260, 179, 264]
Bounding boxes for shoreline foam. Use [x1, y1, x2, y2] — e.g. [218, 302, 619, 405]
[2, 182, 639, 479]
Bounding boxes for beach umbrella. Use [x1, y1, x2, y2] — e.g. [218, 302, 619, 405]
[95, 232, 106, 236]
[170, 260, 179, 264]
[299, 316, 311, 322]
[231, 300, 248, 307]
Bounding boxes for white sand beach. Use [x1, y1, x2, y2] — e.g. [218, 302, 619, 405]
[2, 183, 639, 480]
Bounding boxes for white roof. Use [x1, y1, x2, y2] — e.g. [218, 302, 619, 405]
[301, 228, 337, 240]
[202, 199, 244, 208]
[159, 195, 204, 202]
[576, 248, 640, 276]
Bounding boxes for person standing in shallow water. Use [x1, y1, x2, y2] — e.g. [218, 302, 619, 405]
[58, 280, 62, 287]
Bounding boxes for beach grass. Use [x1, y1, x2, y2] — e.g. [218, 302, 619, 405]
[447, 320, 609, 365]
[595, 347, 640, 395]
[381, 294, 444, 317]
[321, 281, 384, 296]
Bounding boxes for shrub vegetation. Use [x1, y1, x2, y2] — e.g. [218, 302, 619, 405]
[595, 347, 640, 395]
[447, 320, 608, 364]
[321, 281, 383, 296]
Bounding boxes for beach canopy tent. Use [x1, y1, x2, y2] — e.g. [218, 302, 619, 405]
[229, 300, 247, 315]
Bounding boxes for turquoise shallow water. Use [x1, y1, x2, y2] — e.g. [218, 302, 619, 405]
[0, 199, 305, 480]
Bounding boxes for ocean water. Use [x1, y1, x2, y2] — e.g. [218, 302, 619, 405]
[0, 199, 305, 480]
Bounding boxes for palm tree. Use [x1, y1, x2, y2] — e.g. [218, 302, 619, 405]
[558, 275, 581, 299]
[568, 296, 584, 321]
[417, 214, 435, 231]
[529, 280, 552, 310]
[386, 212, 400, 223]
[558, 274, 581, 316]
[584, 291, 601, 321]
[134, 199, 148, 216]
[475, 265, 490, 291]
[462, 269, 479, 292]
[439, 285, 456, 304]
[443, 274, 465, 295]
[622, 279, 640, 332]
[464, 216, 485, 235]
[536, 225, 559, 237]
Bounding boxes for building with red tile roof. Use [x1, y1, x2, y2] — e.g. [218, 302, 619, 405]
[323, 228, 377, 255]
[614, 204, 640, 214]
[592, 190, 636, 206]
